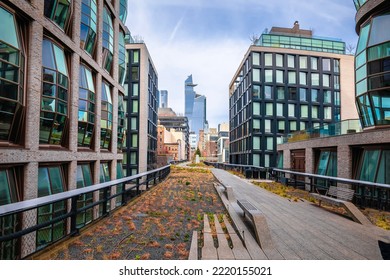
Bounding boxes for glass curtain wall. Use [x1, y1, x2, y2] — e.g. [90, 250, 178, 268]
[76, 163, 94, 228]
[100, 81, 112, 149]
[102, 6, 114, 73]
[80, 0, 97, 55]
[0, 6, 25, 144]
[44, 0, 72, 30]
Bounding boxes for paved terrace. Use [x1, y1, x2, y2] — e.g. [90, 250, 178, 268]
[212, 168, 390, 260]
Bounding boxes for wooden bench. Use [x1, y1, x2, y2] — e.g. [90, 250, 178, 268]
[236, 199, 276, 253]
[310, 186, 372, 226]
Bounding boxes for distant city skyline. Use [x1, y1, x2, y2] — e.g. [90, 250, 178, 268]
[127, 0, 358, 128]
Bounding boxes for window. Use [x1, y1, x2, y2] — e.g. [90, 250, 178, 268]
[117, 94, 126, 150]
[322, 58, 331, 71]
[80, 0, 97, 55]
[276, 70, 284, 83]
[253, 154, 260, 167]
[265, 70, 273, 83]
[132, 50, 139, 64]
[334, 59, 340, 73]
[99, 162, 111, 216]
[287, 55, 295, 68]
[253, 119, 260, 133]
[265, 53, 272, 66]
[131, 100, 139, 113]
[76, 164, 93, 227]
[277, 87, 285, 100]
[253, 102, 260, 116]
[40, 39, 69, 145]
[334, 91, 340, 106]
[252, 52, 260, 66]
[312, 106, 319, 118]
[116, 161, 124, 206]
[44, 0, 71, 30]
[323, 74, 330, 87]
[102, 6, 114, 73]
[252, 85, 261, 99]
[0, 7, 25, 144]
[253, 137, 260, 150]
[334, 76, 340, 89]
[324, 107, 332, 119]
[37, 166, 66, 249]
[358, 150, 381, 182]
[264, 119, 271, 133]
[276, 103, 283, 117]
[288, 88, 297, 100]
[119, 0, 128, 22]
[324, 90, 332, 103]
[299, 56, 307, 69]
[132, 83, 139, 96]
[101, 81, 113, 149]
[299, 72, 307, 85]
[299, 88, 307, 101]
[288, 104, 295, 117]
[266, 137, 273, 151]
[118, 31, 126, 86]
[252, 68, 260, 82]
[264, 86, 273, 99]
[311, 73, 320, 86]
[78, 64, 95, 148]
[266, 103, 273, 116]
[288, 71, 296, 84]
[316, 151, 337, 177]
[301, 105, 308, 118]
[289, 121, 297, 131]
[276, 54, 283, 67]
[311, 57, 318, 70]
[278, 120, 285, 133]
[311, 89, 319, 102]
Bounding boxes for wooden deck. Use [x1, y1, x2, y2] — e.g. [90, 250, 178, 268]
[211, 169, 390, 260]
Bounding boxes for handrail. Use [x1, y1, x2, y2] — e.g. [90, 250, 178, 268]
[0, 165, 170, 216]
[271, 168, 390, 190]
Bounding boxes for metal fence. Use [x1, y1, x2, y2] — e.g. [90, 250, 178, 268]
[205, 162, 390, 211]
[0, 165, 170, 260]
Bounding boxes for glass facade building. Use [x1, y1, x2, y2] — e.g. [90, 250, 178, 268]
[0, 0, 128, 259]
[230, 23, 355, 168]
[184, 75, 208, 139]
[123, 43, 158, 176]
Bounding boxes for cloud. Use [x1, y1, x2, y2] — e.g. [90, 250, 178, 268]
[126, 0, 358, 128]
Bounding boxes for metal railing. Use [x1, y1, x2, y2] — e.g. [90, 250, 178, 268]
[205, 162, 390, 210]
[271, 168, 390, 210]
[204, 162, 269, 179]
[0, 165, 170, 259]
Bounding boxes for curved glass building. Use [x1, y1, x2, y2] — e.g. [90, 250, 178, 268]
[0, 0, 129, 259]
[355, 0, 390, 128]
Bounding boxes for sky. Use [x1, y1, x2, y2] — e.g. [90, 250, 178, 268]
[125, 0, 358, 128]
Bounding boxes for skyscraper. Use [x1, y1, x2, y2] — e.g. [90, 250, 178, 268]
[229, 23, 357, 168]
[184, 75, 207, 139]
[160, 90, 168, 108]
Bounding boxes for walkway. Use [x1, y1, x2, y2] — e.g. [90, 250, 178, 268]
[212, 169, 390, 260]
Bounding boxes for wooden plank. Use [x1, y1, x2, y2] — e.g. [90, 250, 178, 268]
[213, 215, 235, 260]
[223, 215, 251, 260]
[201, 215, 218, 260]
[343, 201, 372, 226]
[225, 186, 236, 202]
[188, 231, 198, 260]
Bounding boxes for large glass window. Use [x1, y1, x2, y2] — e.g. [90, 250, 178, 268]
[359, 150, 380, 182]
[80, 0, 97, 55]
[252, 85, 261, 99]
[119, 0, 128, 23]
[264, 86, 273, 99]
[277, 87, 285, 100]
[78, 64, 95, 148]
[287, 55, 295, 68]
[288, 104, 295, 117]
[253, 137, 260, 150]
[117, 94, 126, 150]
[288, 71, 296, 84]
[252, 68, 260, 82]
[264, 53, 272, 66]
[301, 105, 308, 118]
[102, 6, 114, 73]
[0, 7, 25, 144]
[116, 161, 124, 206]
[266, 137, 273, 150]
[99, 162, 111, 216]
[299, 56, 307, 69]
[118, 31, 127, 86]
[316, 151, 337, 177]
[0, 167, 20, 259]
[276, 70, 284, 83]
[265, 70, 273, 83]
[299, 72, 307, 85]
[368, 15, 390, 47]
[101, 81, 113, 149]
[264, 119, 271, 133]
[276, 54, 283, 67]
[37, 166, 66, 249]
[40, 39, 69, 145]
[252, 52, 260, 66]
[311, 73, 320, 86]
[322, 58, 331, 72]
[276, 103, 283, 117]
[44, 0, 71, 30]
[253, 102, 260, 116]
[76, 164, 93, 228]
[266, 103, 273, 116]
[311, 57, 318, 70]
[299, 88, 307, 101]
[372, 91, 390, 125]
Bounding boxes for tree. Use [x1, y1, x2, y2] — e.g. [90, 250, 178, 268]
[195, 147, 201, 157]
[346, 43, 356, 55]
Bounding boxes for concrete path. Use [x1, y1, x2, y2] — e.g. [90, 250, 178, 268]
[212, 169, 390, 260]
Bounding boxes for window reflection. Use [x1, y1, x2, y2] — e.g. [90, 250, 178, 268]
[40, 39, 69, 145]
[80, 0, 97, 55]
[44, 0, 72, 30]
[102, 6, 114, 73]
[101, 81, 112, 149]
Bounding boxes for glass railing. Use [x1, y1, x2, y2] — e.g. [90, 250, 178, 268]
[281, 119, 362, 144]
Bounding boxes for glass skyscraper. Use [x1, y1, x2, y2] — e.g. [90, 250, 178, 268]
[185, 75, 208, 138]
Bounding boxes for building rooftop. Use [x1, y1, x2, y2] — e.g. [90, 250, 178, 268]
[255, 22, 346, 54]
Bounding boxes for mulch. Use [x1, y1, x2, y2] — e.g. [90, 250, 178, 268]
[43, 166, 228, 260]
